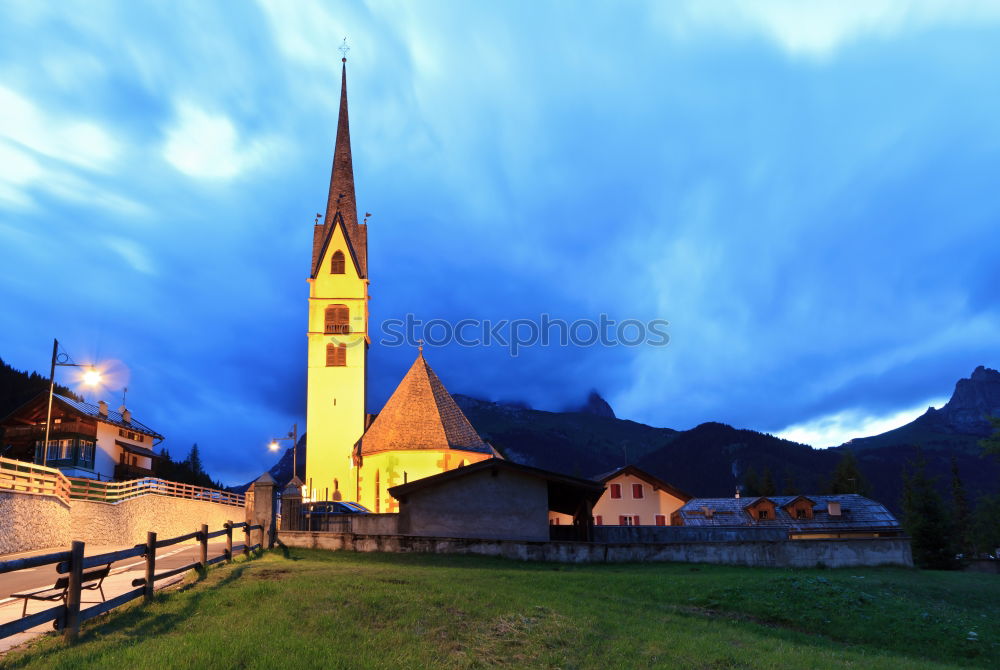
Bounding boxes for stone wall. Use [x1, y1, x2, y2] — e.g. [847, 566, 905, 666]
[276, 530, 913, 568]
[69, 495, 241, 546]
[0, 491, 71, 555]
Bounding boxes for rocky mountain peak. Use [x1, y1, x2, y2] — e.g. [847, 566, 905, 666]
[924, 366, 1000, 436]
[576, 391, 616, 419]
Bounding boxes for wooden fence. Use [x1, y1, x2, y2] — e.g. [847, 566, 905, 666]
[0, 456, 244, 508]
[0, 521, 267, 643]
[0, 457, 71, 503]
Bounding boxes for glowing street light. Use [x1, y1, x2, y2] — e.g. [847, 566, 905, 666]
[42, 338, 104, 467]
[267, 423, 299, 482]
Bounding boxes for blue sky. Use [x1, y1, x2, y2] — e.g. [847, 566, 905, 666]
[2, 1, 999, 485]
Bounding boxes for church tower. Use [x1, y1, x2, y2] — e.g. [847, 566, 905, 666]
[305, 56, 368, 502]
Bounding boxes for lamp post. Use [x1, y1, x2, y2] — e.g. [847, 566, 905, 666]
[268, 423, 299, 482]
[42, 338, 102, 467]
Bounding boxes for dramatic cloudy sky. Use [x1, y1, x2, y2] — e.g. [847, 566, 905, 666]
[2, 1, 999, 484]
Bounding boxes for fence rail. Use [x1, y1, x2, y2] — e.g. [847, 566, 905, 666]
[0, 456, 72, 504]
[66, 476, 245, 507]
[0, 521, 266, 642]
[0, 457, 244, 508]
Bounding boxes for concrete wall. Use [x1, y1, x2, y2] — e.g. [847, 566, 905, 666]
[0, 491, 71, 555]
[69, 495, 241, 546]
[593, 526, 789, 543]
[276, 530, 913, 568]
[398, 468, 549, 541]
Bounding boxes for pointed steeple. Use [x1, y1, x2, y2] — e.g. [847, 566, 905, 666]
[312, 57, 368, 278]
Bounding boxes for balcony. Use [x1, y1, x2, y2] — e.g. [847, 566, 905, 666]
[324, 324, 351, 335]
[115, 463, 156, 481]
[3, 420, 97, 442]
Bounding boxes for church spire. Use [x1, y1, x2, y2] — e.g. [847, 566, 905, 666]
[313, 52, 367, 278]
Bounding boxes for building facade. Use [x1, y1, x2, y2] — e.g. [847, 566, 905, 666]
[549, 465, 691, 527]
[0, 392, 162, 481]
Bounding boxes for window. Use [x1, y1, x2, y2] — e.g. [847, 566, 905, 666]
[595, 515, 603, 525]
[758, 509, 769, 520]
[655, 515, 666, 526]
[325, 304, 350, 334]
[796, 508, 808, 520]
[609, 483, 622, 499]
[550, 517, 560, 525]
[326, 343, 347, 367]
[632, 483, 644, 499]
[330, 250, 346, 274]
[619, 515, 639, 526]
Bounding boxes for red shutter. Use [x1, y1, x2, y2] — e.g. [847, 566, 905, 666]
[619, 515, 627, 526]
[632, 483, 643, 499]
[595, 515, 603, 525]
[633, 515, 640, 526]
[655, 515, 666, 526]
[610, 483, 622, 499]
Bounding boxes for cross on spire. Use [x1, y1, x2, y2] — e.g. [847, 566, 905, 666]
[339, 37, 350, 62]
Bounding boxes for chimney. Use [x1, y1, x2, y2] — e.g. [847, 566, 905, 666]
[97, 400, 108, 417]
[827, 501, 842, 517]
[122, 409, 132, 424]
[734, 486, 741, 499]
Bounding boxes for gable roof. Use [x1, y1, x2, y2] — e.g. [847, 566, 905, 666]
[675, 494, 901, 533]
[1, 391, 164, 440]
[357, 353, 493, 457]
[312, 61, 367, 278]
[592, 465, 693, 501]
[387, 457, 605, 515]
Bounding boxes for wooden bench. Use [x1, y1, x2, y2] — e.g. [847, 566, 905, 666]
[11, 564, 111, 618]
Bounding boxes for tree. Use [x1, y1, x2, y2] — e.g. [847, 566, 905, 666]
[981, 415, 1000, 459]
[185, 443, 204, 478]
[760, 467, 777, 496]
[901, 455, 956, 570]
[781, 468, 800, 495]
[970, 494, 1000, 557]
[950, 457, 971, 557]
[742, 467, 761, 497]
[827, 449, 870, 495]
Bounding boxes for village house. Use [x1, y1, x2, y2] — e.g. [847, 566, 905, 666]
[672, 494, 904, 539]
[0, 392, 163, 481]
[549, 465, 691, 527]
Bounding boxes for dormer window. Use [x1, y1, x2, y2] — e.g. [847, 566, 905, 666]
[326, 343, 347, 367]
[330, 250, 345, 274]
[325, 305, 350, 334]
[758, 509, 769, 520]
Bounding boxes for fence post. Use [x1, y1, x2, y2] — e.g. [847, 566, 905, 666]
[199, 523, 208, 572]
[144, 531, 157, 602]
[225, 520, 233, 563]
[243, 522, 250, 558]
[63, 540, 84, 642]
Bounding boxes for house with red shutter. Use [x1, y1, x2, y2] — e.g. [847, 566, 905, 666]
[549, 465, 692, 527]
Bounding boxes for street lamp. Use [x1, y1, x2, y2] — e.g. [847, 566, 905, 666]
[42, 338, 102, 467]
[268, 423, 299, 482]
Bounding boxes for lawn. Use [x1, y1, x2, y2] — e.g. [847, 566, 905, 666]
[2, 548, 997, 669]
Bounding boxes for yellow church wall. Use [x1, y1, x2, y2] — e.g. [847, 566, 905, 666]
[305, 222, 369, 504]
[548, 473, 687, 526]
[357, 450, 492, 514]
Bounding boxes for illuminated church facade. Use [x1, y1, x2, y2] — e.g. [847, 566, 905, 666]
[305, 58, 495, 512]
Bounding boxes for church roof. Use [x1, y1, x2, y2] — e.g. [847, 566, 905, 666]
[358, 353, 492, 456]
[312, 59, 367, 279]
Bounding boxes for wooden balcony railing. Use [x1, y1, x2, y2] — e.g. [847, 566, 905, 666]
[2, 420, 97, 441]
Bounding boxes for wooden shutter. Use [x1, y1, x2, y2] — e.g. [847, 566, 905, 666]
[610, 483, 622, 499]
[595, 515, 602, 525]
[655, 515, 666, 526]
[632, 483, 643, 499]
[619, 515, 627, 526]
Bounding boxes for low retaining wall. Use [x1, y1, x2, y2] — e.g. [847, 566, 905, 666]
[276, 530, 913, 568]
[593, 526, 789, 543]
[0, 491, 71, 555]
[70, 495, 241, 546]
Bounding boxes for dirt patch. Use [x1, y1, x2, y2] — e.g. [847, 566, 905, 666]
[252, 568, 292, 581]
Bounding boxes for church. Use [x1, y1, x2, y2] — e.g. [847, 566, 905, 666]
[305, 57, 497, 513]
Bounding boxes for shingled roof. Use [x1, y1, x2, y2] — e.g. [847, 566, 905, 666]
[675, 494, 901, 534]
[357, 353, 493, 457]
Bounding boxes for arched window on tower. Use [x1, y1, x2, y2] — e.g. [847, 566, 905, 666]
[330, 250, 345, 274]
[325, 304, 350, 334]
[326, 343, 347, 367]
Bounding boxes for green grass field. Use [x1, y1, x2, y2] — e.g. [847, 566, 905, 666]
[2, 548, 997, 669]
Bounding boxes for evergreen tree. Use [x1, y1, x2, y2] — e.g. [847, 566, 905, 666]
[760, 467, 777, 496]
[970, 494, 1000, 557]
[742, 467, 761, 497]
[901, 455, 956, 570]
[950, 457, 971, 557]
[781, 468, 800, 495]
[981, 416, 1000, 459]
[185, 443, 204, 477]
[827, 449, 870, 495]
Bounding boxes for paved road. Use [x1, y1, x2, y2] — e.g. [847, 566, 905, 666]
[0, 541, 242, 603]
